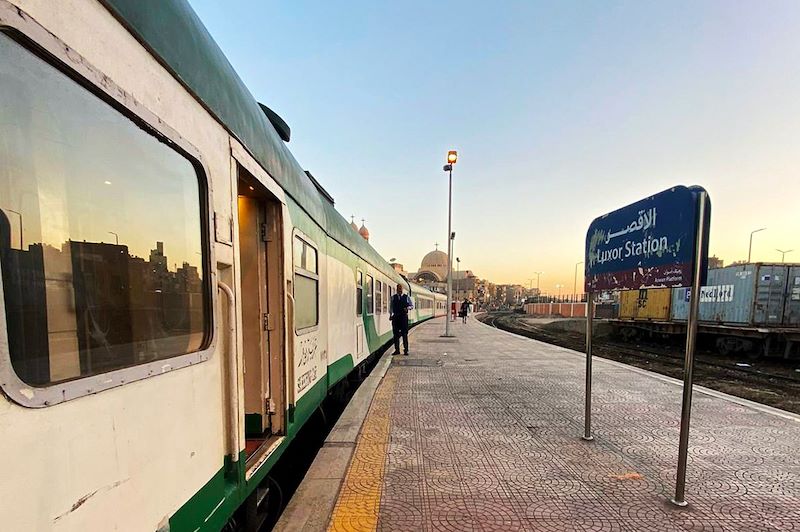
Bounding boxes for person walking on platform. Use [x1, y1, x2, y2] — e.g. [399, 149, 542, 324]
[390, 283, 413, 355]
[460, 298, 470, 324]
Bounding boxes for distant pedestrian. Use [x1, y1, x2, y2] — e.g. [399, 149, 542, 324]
[390, 283, 413, 355]
[460, 298, 470, 323]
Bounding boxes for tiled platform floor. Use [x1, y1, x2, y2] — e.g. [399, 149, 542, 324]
[329, 317, 800, 532]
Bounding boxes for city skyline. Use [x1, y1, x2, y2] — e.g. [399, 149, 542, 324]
[190, 0, 800, 290]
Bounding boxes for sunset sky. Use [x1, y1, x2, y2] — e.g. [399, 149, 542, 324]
[190, 0, 800, 294]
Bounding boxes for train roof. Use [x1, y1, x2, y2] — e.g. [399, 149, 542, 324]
[101, 0, 403, 283]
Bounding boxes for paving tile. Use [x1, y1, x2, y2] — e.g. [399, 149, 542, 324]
[328, 318, 800, 531]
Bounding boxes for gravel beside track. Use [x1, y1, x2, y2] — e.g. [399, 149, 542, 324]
[480, 312, 800, 414]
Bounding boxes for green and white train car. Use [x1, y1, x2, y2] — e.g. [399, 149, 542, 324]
[0, 1, 446, 530]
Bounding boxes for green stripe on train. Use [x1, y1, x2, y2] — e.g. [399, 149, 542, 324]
[169, 374, 328, 531]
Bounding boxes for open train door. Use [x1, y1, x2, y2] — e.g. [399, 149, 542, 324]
[236, 164, 286, 464]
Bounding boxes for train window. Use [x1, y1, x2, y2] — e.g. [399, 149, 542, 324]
[375, 280, 382, 314]
[293, 236, 318, 330]
[384, 283, 390, 313]
[356, 271, 363, 316]
[366, 275, 374, 315]
[0, 32, 209, 388]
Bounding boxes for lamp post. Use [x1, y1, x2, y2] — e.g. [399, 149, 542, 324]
[108, 231, 119, 245]
[572, 261, 584, 316]
[573, 261, 584, 303]
[444, 150, 457, 336]
[556, 284, 563, 301]
[748, 227, 766, 263]
[6, 209, 22, 250]
[456, 257, 461, 302]
[776, 248, 793, 263]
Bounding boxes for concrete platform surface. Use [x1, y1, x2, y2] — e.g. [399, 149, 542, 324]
[324, 317, 800, 531]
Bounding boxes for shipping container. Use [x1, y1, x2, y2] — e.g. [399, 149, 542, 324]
[671, 263, 797, 326]
[618, 288, 671, 320]
[595, 303, 618, 319]
[786, 265, 800, 326]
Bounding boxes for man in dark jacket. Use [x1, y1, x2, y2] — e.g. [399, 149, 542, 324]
[390, 283, 413, 355]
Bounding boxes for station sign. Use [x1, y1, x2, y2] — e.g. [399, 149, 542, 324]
[585, 185, 710, 292]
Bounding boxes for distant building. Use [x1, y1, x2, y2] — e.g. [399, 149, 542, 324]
[390, 262, 408, 277]
[407, 245, 494, 309]
[412, 246, 449, 284]
[708, 255, 724, 269]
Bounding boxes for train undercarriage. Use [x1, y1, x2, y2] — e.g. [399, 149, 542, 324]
[610, 319, 800, 359]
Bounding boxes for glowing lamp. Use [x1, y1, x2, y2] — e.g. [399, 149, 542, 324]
[447, 150, 458, 164]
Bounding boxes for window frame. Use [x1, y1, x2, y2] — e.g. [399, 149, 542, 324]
[375, 280, 382, 315]
[0, 21, 216, 408]
[356, 270, 363, 317]
[292, 231, 319, 334]
[365, 274, 375, 315]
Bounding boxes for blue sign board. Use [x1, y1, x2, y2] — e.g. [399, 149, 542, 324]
[585, 185, 710, 292]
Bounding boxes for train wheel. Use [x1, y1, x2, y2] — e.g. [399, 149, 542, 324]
[620, 327, 638, 342]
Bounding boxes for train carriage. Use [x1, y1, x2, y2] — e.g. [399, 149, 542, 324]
[0, 1, 445, 530]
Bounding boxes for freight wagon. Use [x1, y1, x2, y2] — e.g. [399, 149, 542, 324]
[611, 263, 800, 358]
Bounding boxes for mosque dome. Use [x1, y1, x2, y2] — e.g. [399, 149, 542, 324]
[350, 216, 359, 231]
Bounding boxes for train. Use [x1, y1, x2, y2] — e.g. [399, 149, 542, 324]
[0, 1, 446, 531]
[611, 263, 800, 358]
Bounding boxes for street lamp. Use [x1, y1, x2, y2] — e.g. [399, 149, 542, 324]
[748, 228, 766, 263]
[443, 150, 457, 337]
[456, 257, 461, 301]
[573, 261, 584, 303]
[555, 284, 564, 301]
[6, 209, 22, 250]
[776, 248, 794, 262]
[534, 272, 542, 302]
[108, 231, 119, 245]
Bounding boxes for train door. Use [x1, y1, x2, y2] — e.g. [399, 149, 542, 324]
[237, 166, 285, 463]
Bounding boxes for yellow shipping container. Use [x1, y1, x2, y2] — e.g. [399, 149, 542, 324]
[619, 288, 672, 320]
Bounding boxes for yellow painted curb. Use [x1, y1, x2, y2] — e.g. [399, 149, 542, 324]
[327, 372, 396, 531]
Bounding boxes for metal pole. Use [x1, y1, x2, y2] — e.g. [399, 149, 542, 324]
[456, 258, 460, 303]
[583, 292, 594, 441]
[748, 227, 765, 263]
[7, 209, 22, 249]
[445, 168, 453, 336]
[671, 190, 708, 507]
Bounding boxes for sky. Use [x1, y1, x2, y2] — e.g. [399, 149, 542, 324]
[189, 0, 800, 295]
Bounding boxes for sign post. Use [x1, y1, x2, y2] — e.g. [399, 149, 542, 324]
[583, 185, 710, 505]
[671, 189, 708, 507]
[583, 292, 594, 441]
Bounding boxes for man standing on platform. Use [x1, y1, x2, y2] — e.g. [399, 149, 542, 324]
[390, 283, 413, 355]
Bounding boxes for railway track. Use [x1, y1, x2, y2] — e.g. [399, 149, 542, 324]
[480, 312, 800, 414]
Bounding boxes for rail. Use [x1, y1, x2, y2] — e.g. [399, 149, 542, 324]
[218, 281, 241, 462]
